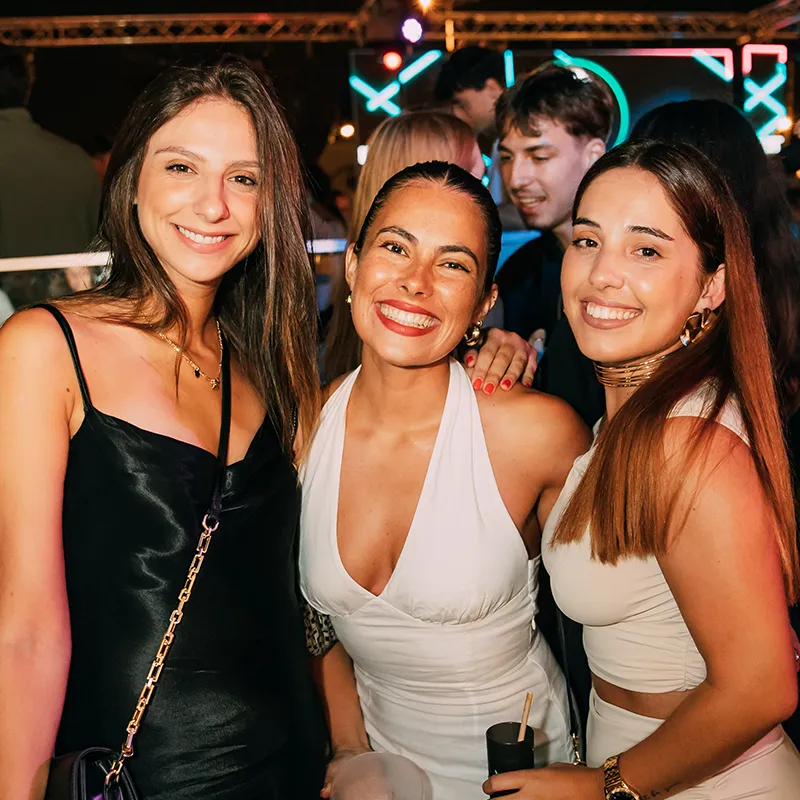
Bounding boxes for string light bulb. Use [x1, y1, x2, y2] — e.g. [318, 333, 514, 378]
[401, 18, 424, 44]
[382, 51, 403, 71]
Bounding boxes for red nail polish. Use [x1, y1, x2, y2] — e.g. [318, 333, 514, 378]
[466, 356, 475, 366]
[501, 379, 512, 389]
[473, 378, 482, 390]
[485, 383, 495, 395]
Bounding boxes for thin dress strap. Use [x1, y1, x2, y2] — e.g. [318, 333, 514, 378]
[34, 304, 92, 411]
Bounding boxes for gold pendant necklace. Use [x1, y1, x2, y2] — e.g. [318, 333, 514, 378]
[158, 320, 223, 390]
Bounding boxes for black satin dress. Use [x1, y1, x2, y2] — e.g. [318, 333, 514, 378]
[46, 307, 327, 800]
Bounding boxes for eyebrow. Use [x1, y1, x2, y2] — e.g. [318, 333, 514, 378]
[497, 143, 553, 155]
[154, 145, 260, 170]
[573, 217, 675, 241]
[628, 225, 674, 242]
[376, 225, 480, 267]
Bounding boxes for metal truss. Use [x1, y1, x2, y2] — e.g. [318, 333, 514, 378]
[0, 13, 365, 48]
[424, 10, 743, 43]
[0, 3, 798, 48]
[746, 0, 800, 40]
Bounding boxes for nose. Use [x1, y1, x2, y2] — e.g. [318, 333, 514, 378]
[507, 155, 535, 191]
[193, 175, 230, 224]
[587, 247, 625, 291]
[398, 257, 433, 297]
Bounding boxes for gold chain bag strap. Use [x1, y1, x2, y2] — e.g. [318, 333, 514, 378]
[45, 338, 232, 800]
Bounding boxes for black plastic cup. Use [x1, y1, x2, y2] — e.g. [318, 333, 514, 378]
[485, 722, 534, 798]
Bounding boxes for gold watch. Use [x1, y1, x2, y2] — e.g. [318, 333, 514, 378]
[603, 754, 642, 800]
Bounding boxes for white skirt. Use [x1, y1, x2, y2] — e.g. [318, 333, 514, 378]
[587, 688, 800, 799]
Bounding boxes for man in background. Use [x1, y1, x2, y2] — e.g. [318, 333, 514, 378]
[0, 48, 100, 308]
[434, 46, 522, 230]
[495, 63, 611, 427]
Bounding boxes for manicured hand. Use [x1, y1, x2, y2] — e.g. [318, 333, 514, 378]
[465, 328, 537, 395]
[482, 763, 604, 799]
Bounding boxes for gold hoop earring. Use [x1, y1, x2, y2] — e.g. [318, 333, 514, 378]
[680, 307, 715, 347]
[464, 320, 483, 347]
[345, 292, 352, 305]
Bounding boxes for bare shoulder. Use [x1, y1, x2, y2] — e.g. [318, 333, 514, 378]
[478, 382, 591, 454]
[0, 307, 72, 363]
[662, 414, 749, 476]
[0, 308, 80, 419]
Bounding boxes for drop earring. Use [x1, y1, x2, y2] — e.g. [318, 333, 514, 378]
[680, 308, 715, 347]
[464, 320, 483, 346]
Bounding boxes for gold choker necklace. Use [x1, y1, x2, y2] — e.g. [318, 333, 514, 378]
[593, 349, 678, 388]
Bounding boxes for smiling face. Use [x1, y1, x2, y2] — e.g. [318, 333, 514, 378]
[346, 180, 495, 368]
[498, 118, 605, 241]
[135, 96, 262, 292]
[561, 166, 726, 366]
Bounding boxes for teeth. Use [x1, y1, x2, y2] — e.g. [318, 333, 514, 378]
[177, 225, 227, 245]
[379, 303, 438, 329]
[586, 302, 639, 321]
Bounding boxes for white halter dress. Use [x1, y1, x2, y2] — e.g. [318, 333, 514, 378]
[300, 360, 571, 799]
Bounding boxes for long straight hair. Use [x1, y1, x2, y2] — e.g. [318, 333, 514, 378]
[632, 100, 800, 416]
[60, 57, 319, 453]
[551, 140, 800, 603]
[325, 110, 479, 382]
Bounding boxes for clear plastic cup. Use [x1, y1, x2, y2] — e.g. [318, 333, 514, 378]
[330, 751, 434, 800]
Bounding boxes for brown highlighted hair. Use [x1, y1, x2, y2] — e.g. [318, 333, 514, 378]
[495, 63, 613, 144]
[61, 57, 319, 454]
[325, 110, 479, 381]
[631, 99, 800, 417]
[551, 139, 799, 603]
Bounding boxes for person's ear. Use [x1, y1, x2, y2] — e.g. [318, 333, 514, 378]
[484, 78, 504, 103]
[344, 243, 358, 290]
[476, 283, 499, 322]
[699, 264, 726, 312]
[585, 138, 606, 167]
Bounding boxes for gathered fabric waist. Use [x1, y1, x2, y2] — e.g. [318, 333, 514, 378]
[332, 584, 535, 690]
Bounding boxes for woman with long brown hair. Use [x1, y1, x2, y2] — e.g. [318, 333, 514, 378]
[485, 139, 800, 799]
[0, 58, 326, 799]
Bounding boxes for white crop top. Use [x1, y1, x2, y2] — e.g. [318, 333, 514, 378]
[541, 386, 749, 693]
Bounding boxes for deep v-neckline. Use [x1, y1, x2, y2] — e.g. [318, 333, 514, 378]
[332, 362, 455, 599]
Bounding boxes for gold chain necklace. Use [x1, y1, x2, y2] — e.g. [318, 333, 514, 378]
[157, 320, 223, 390]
